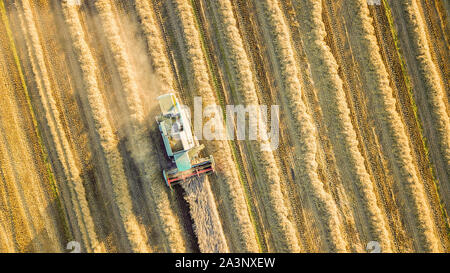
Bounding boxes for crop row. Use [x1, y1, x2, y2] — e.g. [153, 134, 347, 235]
[61, 2, 149, 252]
[254, 0, 346, 252]
[94, 0, 187, 253]
[397, 0, 449, 183]
[18, 0, 100, 252]
[209, 0, 299, 252]
[165, 0, 258, 252]
[345, 0, 440, 252]
[292, 0, 392, 252]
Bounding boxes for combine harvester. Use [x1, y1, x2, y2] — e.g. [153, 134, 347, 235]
[156, 93, 229, 253]
[156, 93, 215, 188]
[155, 93, 228, 252]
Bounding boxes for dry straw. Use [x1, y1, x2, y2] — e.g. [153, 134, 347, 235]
[62, 1, 149, 252]
[210, 0, 300, 252]
[345, 0, 440, 252]
[255, 0, 347, 252]
[293, 0, 392, 252]
[182, 178, 229, 253]
[399, 0, 449, 175]
[166, 0, 258, 252]
[94, 0, 187, 253]
[18, 0, 101, 252]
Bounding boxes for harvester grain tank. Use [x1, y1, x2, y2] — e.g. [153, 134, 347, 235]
[156, 93, 215, 187]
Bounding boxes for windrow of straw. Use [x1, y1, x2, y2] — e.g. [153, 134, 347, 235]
[209, 0, 300, 252]
[165, 0, 258, 252]
[134, 0, 175, 94]
[344, 0, 440, 252]
[94, 0, 187, 253]
[182, 178, 229, 253]
[254, 0, 347, 252]
[61, 1, 149, 252]
[292, 0, 392, 252]
[397, 0, 449, 180]
[17, 0, 101, 252]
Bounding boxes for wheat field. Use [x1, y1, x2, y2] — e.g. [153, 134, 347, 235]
[0, 0, 448, 252]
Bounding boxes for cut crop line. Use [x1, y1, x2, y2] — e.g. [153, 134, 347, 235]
[254, 0, 347, 252]
[345, 0, 441, 252]
[61, 2, 149, 252]
[209, 0, 300, 253]
[165, 0, 257, 252]
[17, 0, 100, 252]
[293, 0, 392, 252]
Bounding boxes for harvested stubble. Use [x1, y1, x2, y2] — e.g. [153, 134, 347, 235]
[345, 0, 440, 252]
[397, 0, 450, 176]
[210, 0, 300, 252]
[17, 0, 101, 252]
[61, 2, 149, 252]
[254, 0, 346, 252]
[292, 0, 392, 252]
[166, 0, 258, 252]
[182, 178, 229, 253]
[94, 0, 187, 253]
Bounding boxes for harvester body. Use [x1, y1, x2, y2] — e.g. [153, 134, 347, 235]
[156, 93, 215, 187]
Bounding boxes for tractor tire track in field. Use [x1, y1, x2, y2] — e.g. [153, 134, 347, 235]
[343, 0, 441, 252]
[254, 0, 347, 252]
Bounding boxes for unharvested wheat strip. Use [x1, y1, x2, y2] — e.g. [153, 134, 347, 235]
[398, 0, 450, 178]
[134, 0, 175, 94]
[182, 179, 229, 252]
[254, 0, 346, 252]
[94, 0, 187, 252]
[210, 0, 299, 252]
[292, 0, 392, 252]
[61, 2, 149, 252]
[165, 0, 257, 252]
[345, 0, 440, 252]
[17, 0, 101, 252]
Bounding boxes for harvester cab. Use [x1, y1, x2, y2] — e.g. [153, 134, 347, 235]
[156, 93, 215, 188]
